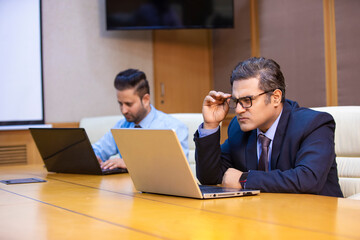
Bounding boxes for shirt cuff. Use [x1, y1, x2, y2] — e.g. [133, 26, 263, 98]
[239, 172, 249, 189]
[198, 123, 219, 138]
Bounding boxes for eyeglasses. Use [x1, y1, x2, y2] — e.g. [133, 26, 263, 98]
[227, 90, 274, 109]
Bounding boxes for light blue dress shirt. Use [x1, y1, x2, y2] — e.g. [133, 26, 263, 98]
[92, 105, 189, 161]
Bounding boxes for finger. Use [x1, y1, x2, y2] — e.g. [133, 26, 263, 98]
[102, 160, 113, 169]
[115, 158, 126, 169]
[203, 95, 217, 105]
[208, 91, 223, 101]
[204, 94, 228, 106]
[226, 97, 231, 105]
[99, 161, 105, 168]
[209, 91, 231, 99]
[108, 163, 116, 170]
[208, 90, 218, 96]
[224, 93, 232, 98]
[221, 171, 227, 185]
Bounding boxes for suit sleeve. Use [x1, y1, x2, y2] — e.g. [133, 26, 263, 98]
[194, 124, 235, 185]
[246, 112, 337, 195]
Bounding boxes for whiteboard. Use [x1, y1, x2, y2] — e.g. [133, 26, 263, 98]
[0, 0, 43, 126]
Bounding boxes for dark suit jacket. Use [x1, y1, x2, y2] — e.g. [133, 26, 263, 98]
[194, 100, 343, 197]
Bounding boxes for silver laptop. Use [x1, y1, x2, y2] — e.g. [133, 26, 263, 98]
[111, 129, 260, 199]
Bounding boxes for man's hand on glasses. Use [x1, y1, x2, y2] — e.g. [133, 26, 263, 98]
[202, 90, 231, 129]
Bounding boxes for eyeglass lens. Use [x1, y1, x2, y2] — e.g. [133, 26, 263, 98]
[229, 97, 252, 109]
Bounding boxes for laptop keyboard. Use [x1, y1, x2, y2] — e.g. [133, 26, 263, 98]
[102, 168, 128, 174]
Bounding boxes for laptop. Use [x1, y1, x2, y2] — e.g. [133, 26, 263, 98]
[30, 128, 128, 175]
[111, 129, 260, 199]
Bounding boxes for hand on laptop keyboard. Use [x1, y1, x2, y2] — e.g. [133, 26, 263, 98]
[98, 157, 127, 170]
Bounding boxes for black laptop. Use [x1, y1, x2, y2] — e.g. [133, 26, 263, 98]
[30, 128, 127, 175]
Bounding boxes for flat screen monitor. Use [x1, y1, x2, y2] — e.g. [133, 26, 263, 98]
[106, 0, 234, 30]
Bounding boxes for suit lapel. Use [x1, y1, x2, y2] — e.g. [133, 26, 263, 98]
[271, 101, 293, 169]
[245, 130, 258, 170]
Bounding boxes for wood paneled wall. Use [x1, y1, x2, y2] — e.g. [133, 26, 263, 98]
[212, 0, 360, 107]
[153, 30, 213, 113]
[334, 0, 360, 105]
[0, 130, 42, 165]
[0, 123, 79, 165]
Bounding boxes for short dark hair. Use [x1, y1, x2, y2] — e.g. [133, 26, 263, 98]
[230, 57, 286, 102]
[114, 69, 150, 99]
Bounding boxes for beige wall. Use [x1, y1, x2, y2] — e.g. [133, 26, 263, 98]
[42, 0, 154, 123]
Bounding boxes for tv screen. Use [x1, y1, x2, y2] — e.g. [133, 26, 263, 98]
[106, 0, 234, 30]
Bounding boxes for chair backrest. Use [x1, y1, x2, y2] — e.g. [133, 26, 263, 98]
[311, 106, 360, 198]
[170, 113, 204, 176]
[79, 113, 205, 177]
[79, 115, 123, 143]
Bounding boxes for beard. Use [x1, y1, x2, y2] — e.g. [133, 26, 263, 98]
[124, 106, 148, 124]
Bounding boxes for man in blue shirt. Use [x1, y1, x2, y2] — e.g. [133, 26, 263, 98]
[194, 57, 343, 197]
[93, 69, 189, 170]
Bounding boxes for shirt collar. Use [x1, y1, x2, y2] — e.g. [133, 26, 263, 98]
[257, 109, 283, 141]
[133, 104, 155, 128]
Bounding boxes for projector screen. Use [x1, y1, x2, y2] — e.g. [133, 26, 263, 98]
[0, 0, 44, 127]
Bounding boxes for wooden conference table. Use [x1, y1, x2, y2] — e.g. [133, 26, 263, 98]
[0, 165, 359, 240]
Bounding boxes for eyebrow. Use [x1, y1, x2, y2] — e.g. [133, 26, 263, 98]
[231, 95, 253, 99]
[118, 101, 133, 105]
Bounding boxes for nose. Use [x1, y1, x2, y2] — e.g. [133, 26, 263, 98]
[235, 103, 246, 114]
[121, 105, 128, 115]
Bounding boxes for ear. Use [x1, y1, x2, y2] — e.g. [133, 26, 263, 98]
[141, 93, 151, 107]
[272, 89, 282, 106]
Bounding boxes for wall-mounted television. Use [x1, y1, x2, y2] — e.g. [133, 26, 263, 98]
[106, 0, 234, 30]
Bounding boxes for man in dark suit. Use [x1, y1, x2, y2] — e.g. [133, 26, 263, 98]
[194, 57, 343, 197]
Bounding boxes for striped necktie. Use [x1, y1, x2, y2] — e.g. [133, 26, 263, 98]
[258, 134, 271, 171]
